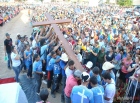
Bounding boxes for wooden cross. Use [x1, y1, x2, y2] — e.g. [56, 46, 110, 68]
[32, 13, 84, 72]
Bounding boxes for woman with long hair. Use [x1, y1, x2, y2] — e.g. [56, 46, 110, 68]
[11, 46, 21, 82]
[119, 53, 133, 86]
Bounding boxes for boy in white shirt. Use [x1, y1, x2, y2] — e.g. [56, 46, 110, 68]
[102, 72, 116, 103]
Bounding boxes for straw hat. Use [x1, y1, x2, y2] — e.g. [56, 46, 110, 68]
[60, 53, 68, 62]
[102, 62, 115, 70]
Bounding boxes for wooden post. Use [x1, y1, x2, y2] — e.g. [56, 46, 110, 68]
[32, 13, 84, 72]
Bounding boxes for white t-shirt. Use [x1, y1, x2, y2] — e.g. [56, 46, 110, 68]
[11, 52, 21, 67]
[90, 39, 95, 45]
[98, 41, 105, 48]
[104, 78, 116, 103]
[65, 67, 74, 78]
[32, 39, 37, 54]
[77, 53, 82, 62]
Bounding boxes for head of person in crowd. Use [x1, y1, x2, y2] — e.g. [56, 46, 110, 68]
[90, 76, 98, 87]
[68, 60, 75, 70]
[109, 46, 114, 53]
[51, 51, 57, 59]
[60, 53, 68, 63]
[102, 61, 115, 73]
[92, 66, 100, 76]
[135, 56, 140, 65]
[39, 89, 49, 103]
[25, 44, 30, 51]
[85, 61, 93, 70]
[94, 41, 99, 48]
[68, 28, 72, 34]
[126, 52, 132, 60]
[81, 72, 90, 86]
[30, 37, 33, 43]
[116, 47, 123, 54]
[40, 39, 46, 47]
[77, 38, 82, 45]
[5, 33, 10, 39]
[136, 48, 140, 56]
[48, 45, 54, 53]
[56, 48, 62, 56]
[73, 70, 82, 81]
[100, 46, 105, 51]
[33, 54, 40, 62]
[20, 36, 25, 43]
[102, 72, 112, 83]
[16, 33, 20, 40]
[11, 46, 16, 53]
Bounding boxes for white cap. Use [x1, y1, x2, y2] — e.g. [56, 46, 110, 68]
[60, 53, 68, 62]
[86, 61, 93, 69]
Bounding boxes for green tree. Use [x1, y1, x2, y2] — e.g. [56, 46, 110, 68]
[117, 0, 132, 6]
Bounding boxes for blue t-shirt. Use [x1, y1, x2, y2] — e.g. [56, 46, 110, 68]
[46, 55, 51, 65]
[59, 60, 67, 77]
[40, 45, 48, 60]
[17, 40, 20, 45]
[91, 85, 104, 103]
[24, 49, 32, 67]
[53, 63, 61, 74]
[46, 56, 60, 71]
[33, 60, 42, 72]
[89, 71, 101, 85]
[47, 58, 55, 71]
[46, 55, 51, 70]
[71, 85, 93, 103]
[54, 56, 61, 75]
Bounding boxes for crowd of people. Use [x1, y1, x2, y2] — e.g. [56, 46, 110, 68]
[3, 2, 140, 103]
[0, 4, 21, 26]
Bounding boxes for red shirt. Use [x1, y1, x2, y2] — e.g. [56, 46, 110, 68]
[121, 58, 132, 73]
[64, 75, 78, 97]
[69, 40, 76, 45]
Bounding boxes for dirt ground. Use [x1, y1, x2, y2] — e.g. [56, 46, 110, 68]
[0, 9, 61, 103]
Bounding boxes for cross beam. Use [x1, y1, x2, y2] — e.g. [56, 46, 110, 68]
[32, 19, 71, 27]
[32, 13, 84, 72]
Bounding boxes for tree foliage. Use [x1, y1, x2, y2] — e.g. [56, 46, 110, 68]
[117, 0, 132, 6]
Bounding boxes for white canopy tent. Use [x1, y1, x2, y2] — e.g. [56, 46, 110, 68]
[0, 83, 28, 103]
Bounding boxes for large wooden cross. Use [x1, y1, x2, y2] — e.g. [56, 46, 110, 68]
[32, 13, 84, 72]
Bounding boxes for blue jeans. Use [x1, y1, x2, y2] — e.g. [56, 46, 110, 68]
[65, 94, 71, 103]
[7, 53, 11, 67]
[61, 76, 66, 101]
[12, 65, 21, 82]
[27, 65, 32, 77]
[33, 73, 42, 93]
[20, 57, 26, 71]
[51, 74, 60, 94]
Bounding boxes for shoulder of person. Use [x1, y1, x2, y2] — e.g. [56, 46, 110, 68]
[106, 83, 115, 90]
[36, 101, 43, 103]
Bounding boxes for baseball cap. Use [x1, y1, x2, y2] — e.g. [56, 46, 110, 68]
[5, 33, 10, 36]
[85, 61, 93, 69]
[74, 70, 82, 78]
[81, 72, 90, 82]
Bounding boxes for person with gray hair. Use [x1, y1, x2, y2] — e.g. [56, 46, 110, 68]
[71, 72, 93, 103]
[64, 70, 82, 103]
